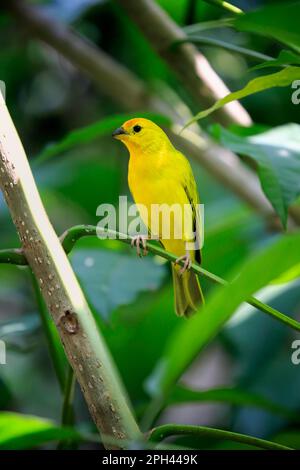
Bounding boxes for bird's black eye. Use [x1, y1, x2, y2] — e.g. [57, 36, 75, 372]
[133, 125, 142, 133]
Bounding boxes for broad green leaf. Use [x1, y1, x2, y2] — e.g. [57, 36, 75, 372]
[212, 124, 300, 227]
[252, 50, 300, 71]
[0, 413, 79, 449]
[35, 113, 172, 165]
[184, 67, 300, 127]
[72, 249, 166, 320]
[234, 2, 300, 53]
[169, 385, 295, 420]
[147, 231, 300, 396]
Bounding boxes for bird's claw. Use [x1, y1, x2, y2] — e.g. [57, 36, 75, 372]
[175, 253, 192, 275]
[131, 235, 148, 257]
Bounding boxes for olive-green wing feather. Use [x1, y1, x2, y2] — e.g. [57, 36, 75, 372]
[172, 152, 204, 317]
[178, 151, 202, 264]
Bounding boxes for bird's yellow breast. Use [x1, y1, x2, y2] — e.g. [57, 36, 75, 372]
[128, 151, 194, 258]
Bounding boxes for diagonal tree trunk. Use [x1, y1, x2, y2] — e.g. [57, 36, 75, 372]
[0, 90, 141, 450]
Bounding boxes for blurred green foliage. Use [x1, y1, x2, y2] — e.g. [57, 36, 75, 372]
[0, 0, 300, 450]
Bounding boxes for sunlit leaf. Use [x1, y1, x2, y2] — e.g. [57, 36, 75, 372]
[0, 413, 79, 450]
[273, 264, 300, 285]
[184, 67, 300, 127]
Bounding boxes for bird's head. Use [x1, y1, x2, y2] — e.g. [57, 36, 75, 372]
[112, 118, 171, 154]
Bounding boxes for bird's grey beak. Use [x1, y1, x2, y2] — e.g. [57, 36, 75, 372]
[112, 127, 128, 138]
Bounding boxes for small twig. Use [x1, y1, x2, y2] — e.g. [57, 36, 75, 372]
[61, 225, 300, 333]
[1, 224, 300, 333]
[148, 424, 292, 450]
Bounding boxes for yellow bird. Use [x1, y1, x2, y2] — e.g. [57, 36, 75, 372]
[113, 118, 204, 317]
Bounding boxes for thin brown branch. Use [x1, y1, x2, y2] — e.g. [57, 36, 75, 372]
[116, 0, 252, 127]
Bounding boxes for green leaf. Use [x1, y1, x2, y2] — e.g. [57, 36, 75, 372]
[169, 385, 295, 420]
[35, 112, 172, 165]
[0, 413, 79, 450]
[184, 67, 300, 127]
[251, 50, 300, 71]
[72, 249, 166, 320]
[147, 231, 300, 397]
[178, 35, 272, 62]
[212, 124, 300, 227]
[183, 18, 234, 35]
[234, 2, 300, 53]
[273, 263, 300, 285]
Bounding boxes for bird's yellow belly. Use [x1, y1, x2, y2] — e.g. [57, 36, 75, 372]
[129, 175, 192, 259]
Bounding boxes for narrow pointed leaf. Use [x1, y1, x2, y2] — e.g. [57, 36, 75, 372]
[184, 67, 300, 128]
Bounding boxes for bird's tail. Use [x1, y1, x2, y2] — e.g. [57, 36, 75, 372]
[172, 265, 204, 317]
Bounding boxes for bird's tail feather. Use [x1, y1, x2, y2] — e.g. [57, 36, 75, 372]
[172, 265, 204, 317]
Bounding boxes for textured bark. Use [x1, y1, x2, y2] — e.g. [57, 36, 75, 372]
[0, 92, 141, 449]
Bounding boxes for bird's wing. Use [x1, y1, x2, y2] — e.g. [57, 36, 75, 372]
[177, 151, 202, 264]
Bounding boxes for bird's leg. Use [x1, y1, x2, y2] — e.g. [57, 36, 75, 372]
[131, 234, 160, 257]
[131, 234, 149, 257]
[175, 250, 192, 275]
